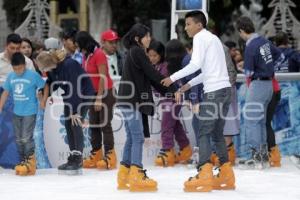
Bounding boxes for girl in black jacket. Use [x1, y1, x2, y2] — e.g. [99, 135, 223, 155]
[117, 23, 177, 192]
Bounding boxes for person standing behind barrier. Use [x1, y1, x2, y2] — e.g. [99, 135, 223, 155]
[210, 45, 240, 166]
[36, 49, 95, 175]
[75, 31, 117, 170]
[101, 29, 124, 77]
[148, 39, 192, 167]
[274, 31, 300, 72]
[116, 23, 177, 192]
[161, 10, 235, 192]
[264, 31, 299, 168]
[0, 34, 34, 86]
[236, 16, 283, 169]
[181, 43, 204, 167]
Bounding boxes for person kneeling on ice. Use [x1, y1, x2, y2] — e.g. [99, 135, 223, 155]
[0, 52, 46, 176]
[36, 49, 95, 175]
[161, 10, 235, 192]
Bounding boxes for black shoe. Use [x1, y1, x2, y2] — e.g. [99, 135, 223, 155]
[58, 151, 83, 175]
[290, 154, 300, 169]
[238, 148, 264, 170]
[260, 144, 270, 168]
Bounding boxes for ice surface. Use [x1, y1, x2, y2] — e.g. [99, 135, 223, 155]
[0, 157, 300, 200]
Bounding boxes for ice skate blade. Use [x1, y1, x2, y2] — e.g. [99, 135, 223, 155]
[58, 169, 83, 175]
[184, 186, 212, 192]
[186, 164, 197, 169]
[238, 163, 268, 170]
[213, 185, 236, 190]
[129, 187, 157, 192]
[16, 170, 35, 176]
[83, 164, 97, 169]
[117, 184, 130, 190]
[269, 161, 281, 167]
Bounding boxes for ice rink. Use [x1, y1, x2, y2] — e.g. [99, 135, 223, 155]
[1, 157, 300, 200]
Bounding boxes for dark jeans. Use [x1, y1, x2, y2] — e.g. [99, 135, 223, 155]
[161, 102, 189, 150]
[12, 114, 36, 160]
[89, 89, 116, 153]
[192, 113, 201, 147]
[266, 91, 281, 151]
[197, 87, 231, 166]
[64, 100, 91, 153]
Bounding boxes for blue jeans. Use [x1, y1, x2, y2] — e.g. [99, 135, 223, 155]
[120, 107, 144, 168]
[244, 80, 273, 153]
[12, 114, 37, 160]
[197, 87, 231, 166]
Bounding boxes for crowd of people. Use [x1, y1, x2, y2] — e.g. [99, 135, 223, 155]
[0, 10, 300, 192]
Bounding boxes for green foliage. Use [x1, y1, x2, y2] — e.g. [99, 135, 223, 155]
[2, 0, 28, 30]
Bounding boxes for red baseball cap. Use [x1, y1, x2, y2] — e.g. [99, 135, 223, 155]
[101, 29, 119, 41]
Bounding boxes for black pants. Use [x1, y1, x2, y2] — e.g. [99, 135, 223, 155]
[266, 91, 281, 151]
[89, 89, 116, 153]
[64, 100, 91, 153]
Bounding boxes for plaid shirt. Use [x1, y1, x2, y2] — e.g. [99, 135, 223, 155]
[71, 50, 83, 66]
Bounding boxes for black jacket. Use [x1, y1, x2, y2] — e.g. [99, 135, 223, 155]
[47, 57, 95, 114]
[116, 51, 125, 75]
[117, 46, 177, 137]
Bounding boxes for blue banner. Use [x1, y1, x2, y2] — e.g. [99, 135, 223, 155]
[235, 81, 300, 157]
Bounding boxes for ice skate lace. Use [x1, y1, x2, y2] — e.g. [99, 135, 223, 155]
[18, 158, 31, 171]
[139, 169, 149, 180]
[214, 167, 221, 177]
[158, 149, 167, 156]
[188, 174, 199, 181]
[157, 150, 169, 166]
[20, 156, 32, 166]
[101, 151, 113, 169]
[87, 151, 97, 160]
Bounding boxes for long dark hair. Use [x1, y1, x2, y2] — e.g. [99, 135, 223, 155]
[165, 39, 187, 75]
[122, 23, 150, 49]
[147, 39, 165, 63]
[75, 31, 100, 57]
[21, 38, 34, 58]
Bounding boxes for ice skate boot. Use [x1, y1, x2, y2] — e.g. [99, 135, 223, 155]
[117, 163, 130, 190]
[83, 149, 103, 168]
[213, 162, 235, 190]
[96, 149, 117, 170]
[269, 145, 281, 167]
[184, 163, 213, 192]
[128, 165, 157, 192]
[227, 143, 236, 166]
[15, 155, 36, 176]
[155, 149, 176, 167]
[176, 145, 192, 164]
[210, 152, 220, 166]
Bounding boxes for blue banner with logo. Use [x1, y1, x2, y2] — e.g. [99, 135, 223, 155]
[234, 81, 300, 157]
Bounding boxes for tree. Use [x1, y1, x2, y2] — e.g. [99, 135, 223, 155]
[2, 0, 28, 30]
[109, 0, 171, 37]
[262, 0, 300, 49]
